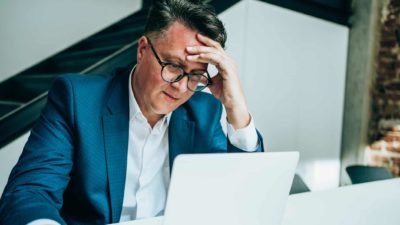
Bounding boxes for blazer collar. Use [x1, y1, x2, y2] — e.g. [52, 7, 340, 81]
[105, 67, 131, 115]
[102, 67, 130, 223]
[168, 106, 195, 171]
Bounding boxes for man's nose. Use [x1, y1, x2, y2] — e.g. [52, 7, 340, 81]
[171, 76, 188, 93]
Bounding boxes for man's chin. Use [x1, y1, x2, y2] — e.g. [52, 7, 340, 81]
[153, 98, 188, 115]
[153, 105, 178, 116]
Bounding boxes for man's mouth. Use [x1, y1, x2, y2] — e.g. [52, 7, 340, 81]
[163, 91, 179, 101]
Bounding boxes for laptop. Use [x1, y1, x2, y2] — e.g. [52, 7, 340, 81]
[120, 152, 299, 225]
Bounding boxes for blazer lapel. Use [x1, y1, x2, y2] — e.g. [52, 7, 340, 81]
[102, 68, 130, 223]
[168, 106, 195, 172]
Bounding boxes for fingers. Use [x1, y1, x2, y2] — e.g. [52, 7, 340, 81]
[186, 46, 216, 54]
[186, 41, 227, 68]
[187, 52, 222, 67]
[186, 33, 233, 75]
[196, 33, 224, 51]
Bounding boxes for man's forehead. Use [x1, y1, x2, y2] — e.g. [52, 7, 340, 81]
[152, 22, 208, 69]
[156, 22, 204, 47]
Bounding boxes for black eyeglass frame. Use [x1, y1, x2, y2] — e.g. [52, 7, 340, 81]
[145, 36, 213, 92]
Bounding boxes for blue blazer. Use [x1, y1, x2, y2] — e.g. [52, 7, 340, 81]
[0, 67, 264, 224]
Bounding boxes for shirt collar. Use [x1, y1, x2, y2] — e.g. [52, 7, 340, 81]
[128, 65, 172, 127]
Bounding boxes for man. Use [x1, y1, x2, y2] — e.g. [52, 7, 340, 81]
[0, 0, 264, 224]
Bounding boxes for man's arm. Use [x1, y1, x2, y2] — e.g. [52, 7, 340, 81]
[226, 115, 262, 152]
[187, 33, 264, 153]
[187, 33, 252, 130]
[211, 102, 264, 153]
[0, 76, 76, 225]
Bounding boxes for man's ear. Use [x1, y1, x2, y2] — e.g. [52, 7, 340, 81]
[137, 36, 148, 64]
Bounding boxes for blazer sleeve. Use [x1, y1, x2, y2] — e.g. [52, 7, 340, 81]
[210, 102, 264, 153]
[0, 76, 76, 225]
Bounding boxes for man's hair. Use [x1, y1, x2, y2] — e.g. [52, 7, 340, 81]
[144, 0, 227, 48]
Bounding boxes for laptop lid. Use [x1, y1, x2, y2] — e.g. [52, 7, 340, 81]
[163, 152, 299, 225]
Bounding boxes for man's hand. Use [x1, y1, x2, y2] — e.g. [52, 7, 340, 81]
[186, 33, 250, 129]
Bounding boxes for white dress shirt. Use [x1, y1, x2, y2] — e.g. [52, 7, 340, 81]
[29, 68, 259, 225]
[119, 69, 259, 221]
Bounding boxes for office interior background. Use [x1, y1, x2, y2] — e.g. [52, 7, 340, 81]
[0, 0, 399, 195]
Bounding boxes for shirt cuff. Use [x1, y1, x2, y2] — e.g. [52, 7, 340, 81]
[28, 219, 61, 225]
[227, 114, 258, 151]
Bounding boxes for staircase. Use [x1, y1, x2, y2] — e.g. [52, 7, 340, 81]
[0, 0, 240, 148]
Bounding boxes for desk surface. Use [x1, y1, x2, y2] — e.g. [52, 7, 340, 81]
[116, 178, 400, 225]
[282, 178, 400, 225]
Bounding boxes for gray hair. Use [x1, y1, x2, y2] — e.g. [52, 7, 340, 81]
[143, 0, 227, 48]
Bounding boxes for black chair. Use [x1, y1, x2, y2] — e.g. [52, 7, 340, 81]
[346, 165, 393, 184]
[289, 174, 310, 194]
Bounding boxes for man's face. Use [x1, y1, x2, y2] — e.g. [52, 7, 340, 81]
[133, 22, 208, 121]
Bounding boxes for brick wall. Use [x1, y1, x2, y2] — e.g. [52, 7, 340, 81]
[367, 0, 400, 175]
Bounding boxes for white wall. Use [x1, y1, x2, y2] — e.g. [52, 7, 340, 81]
[219, 0, 348, 190]
[0, 0, 142, 82]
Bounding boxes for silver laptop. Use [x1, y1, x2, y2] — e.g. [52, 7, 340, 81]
[162, 152, 299, 225]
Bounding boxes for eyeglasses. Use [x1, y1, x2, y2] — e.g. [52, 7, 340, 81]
[146, 36, 212, 92]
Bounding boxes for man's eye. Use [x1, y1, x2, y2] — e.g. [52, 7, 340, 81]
[169, 63, 183, 69]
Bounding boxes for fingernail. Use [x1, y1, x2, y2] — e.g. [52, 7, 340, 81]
[187, 55, 195, 60]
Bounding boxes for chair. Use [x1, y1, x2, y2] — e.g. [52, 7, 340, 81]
[346, 165, 393, 184]
[289, 174, 310, 194]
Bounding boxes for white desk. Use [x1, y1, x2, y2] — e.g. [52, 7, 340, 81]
[116, 178, 400, 225]
[282, 178, 400, 225]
